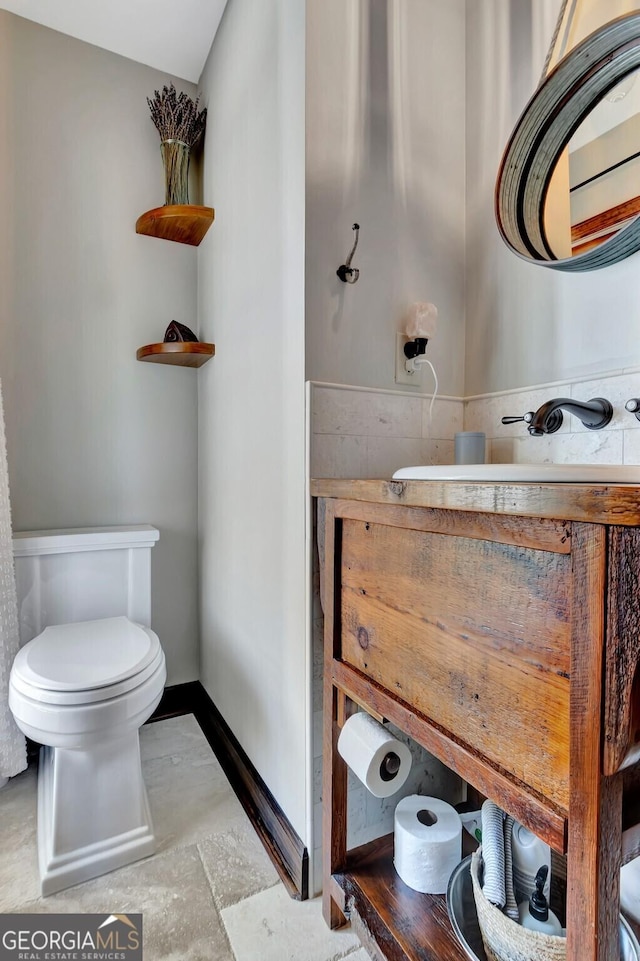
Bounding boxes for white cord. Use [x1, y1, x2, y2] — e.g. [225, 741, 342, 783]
[413, 356, 439, 431]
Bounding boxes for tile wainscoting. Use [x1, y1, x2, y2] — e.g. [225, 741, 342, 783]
[310, 370, 640, 484]
[310, 382, 463, 480]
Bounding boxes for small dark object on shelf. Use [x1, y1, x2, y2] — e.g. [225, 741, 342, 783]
[164, 321, 199, 343]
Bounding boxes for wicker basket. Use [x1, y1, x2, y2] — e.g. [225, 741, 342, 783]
[470, 849, 566, 961]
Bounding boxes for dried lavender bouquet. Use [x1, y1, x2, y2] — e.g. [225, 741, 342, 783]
[147, 83, 207, 205]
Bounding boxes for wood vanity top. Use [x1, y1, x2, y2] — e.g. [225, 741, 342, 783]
[310, 477, 640, 525]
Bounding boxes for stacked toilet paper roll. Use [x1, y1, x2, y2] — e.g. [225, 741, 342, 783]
[337, 711, 412, 798]
[394, 795, 462, 894]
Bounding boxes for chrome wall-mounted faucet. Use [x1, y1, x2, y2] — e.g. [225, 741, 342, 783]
[501, 411, 535, 427]
[526, 397, 613, 436]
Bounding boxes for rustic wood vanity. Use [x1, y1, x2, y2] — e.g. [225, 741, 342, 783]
[311, 477, 640, 961]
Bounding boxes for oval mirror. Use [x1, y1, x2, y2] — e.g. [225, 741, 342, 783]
[495, 11, 640, 271]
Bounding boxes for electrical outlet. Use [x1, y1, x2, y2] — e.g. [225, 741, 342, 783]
[395, 333, 421, 387]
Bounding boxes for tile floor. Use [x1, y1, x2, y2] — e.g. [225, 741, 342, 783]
[0, 714, 372, 961]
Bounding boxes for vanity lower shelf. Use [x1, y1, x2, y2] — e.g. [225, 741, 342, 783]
[333, 835, 467, 961]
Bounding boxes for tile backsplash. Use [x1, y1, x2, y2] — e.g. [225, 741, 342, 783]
[466, 369, 640, 467]
[310, 382, 463, 479]
[310, 369, 640, 480]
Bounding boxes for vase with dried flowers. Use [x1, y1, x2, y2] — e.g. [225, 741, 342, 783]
[147, 83, 207, 206]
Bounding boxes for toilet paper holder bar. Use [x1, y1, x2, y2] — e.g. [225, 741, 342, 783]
[337, 691, 385, 728]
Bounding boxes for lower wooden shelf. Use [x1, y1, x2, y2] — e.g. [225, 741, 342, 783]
[136, 342, 215, 367]
[334, 835, 467, 961]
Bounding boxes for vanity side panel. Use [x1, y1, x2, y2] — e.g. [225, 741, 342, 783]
[319, 499, 349, 929]
[604, 526, 640, 775]
[567, 523, 617, 961]
[339, 515, 571, 809]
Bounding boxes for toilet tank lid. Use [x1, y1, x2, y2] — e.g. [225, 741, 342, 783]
[13, 525, 159, 556]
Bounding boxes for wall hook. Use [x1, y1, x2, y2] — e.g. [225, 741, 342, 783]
[337, 223, 360, 283]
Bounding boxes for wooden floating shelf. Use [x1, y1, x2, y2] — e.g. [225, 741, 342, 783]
[136, 342, 215, 368]
[135, 205, 215, 246]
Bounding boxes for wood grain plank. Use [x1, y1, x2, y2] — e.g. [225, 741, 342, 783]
[320, 501, 349, 928]
[332, 498, 572, 553]
[332, 660, 567, 852]
[316, 498, 327, 615]
[567, 523, 619, 961]
[340, 518, 571, 806]
[310, 478, 640, 526]
[342, 518, 571, 673]
[604, 527, 640, 774]
[328, 875, 346, 914]
[336, 835, 477, 961]
[322, 683, 350, 928]
[136, 342, 215, 367]
[341, 904, 391, 961]
[135, 204, 214, 245]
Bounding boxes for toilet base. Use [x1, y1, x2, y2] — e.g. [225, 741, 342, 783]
[37, 738, 156, 896]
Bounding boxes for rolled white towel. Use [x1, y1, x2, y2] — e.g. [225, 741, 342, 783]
[503, 814, 520, 920]
[481, 799, 506, 908]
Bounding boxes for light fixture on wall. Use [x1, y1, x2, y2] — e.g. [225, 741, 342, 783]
[402, 302, 438, 372]
[336, 223, 361, 283]
[399, 302, 439, 426]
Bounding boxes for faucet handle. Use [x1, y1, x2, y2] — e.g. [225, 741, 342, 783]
[626, 398, 640, 421]
[501, 412, 534, 425]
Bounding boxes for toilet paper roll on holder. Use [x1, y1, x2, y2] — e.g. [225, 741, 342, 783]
[342, 707, 402, 782]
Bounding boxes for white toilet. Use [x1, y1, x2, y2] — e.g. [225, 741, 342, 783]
[8, 525, 166, 896]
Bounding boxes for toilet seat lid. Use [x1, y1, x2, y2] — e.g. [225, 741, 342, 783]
[12, 616, 161, 693]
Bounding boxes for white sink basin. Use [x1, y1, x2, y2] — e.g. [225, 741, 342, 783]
[392, 464, 640, 483]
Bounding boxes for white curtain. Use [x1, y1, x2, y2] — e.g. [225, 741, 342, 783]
[0, 380, 26, 784]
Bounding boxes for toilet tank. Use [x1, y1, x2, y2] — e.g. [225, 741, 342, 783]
[12, 526, 159, 646]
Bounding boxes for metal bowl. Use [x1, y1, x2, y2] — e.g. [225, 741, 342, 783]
[447, 856, 640, 961]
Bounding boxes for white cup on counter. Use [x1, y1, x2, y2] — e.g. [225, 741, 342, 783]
[454, 432, 486, 465]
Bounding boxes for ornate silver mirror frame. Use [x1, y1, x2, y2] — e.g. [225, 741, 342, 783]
[495, 12, 640, 271]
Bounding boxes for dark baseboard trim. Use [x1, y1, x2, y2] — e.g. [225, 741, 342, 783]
[193, 683, 309, 901]
[147, 681, 309, 901]
[149, 680, 201, 723]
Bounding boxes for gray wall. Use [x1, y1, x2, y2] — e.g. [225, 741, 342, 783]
[0, 13, 200, 684]
[197, 0, 308, 840]
[465, 0, 640, 396]
[305, 0, 467, 396]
